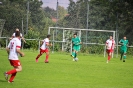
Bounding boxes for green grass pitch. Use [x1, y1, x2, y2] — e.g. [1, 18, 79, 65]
[0, 49, 133, 88]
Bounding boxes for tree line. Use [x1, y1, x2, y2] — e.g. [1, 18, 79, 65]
[0, 0, 133, 49]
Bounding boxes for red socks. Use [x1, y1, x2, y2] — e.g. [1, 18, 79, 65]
[108, 55, 111, 61]
[45, 55, 49, 61]
[9, 72, 17, 82]
[36, 54, 42, 60]
[6, 69, 17, 75]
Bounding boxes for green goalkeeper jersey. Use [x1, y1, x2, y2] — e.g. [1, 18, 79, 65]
[119, 39, 129, 50]
[72, 37, 81, 45]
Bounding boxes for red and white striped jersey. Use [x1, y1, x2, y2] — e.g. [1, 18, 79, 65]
[8, 38, 21, 60]
[106, 39, 115, 50]
[40, 38, 49, 50]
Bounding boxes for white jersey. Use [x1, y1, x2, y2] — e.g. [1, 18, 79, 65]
[106, 39, 115, 50]
[40, 38, 49, 50]
[8, 38, 21, 60]
[12, 32, 22, 37]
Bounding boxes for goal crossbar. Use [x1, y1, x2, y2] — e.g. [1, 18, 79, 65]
[48, 27, 115, 33]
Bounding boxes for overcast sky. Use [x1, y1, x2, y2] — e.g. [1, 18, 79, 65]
[42, 0, 76, 10]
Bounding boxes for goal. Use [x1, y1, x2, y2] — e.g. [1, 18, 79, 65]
[48, 27, 117, 57]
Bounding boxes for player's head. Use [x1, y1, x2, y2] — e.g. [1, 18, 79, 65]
[73, 33, 77, 37]
[109, 35, 113, 40]
[47, 34, 51, 39]
[123, 36, 126, 40]
[15, 31, 20, 37]
[16, 28, 19, 32]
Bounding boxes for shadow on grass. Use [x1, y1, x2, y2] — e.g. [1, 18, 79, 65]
[0, 79, 7, 82]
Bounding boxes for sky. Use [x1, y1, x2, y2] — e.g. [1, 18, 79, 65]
[42, 0, 76, 10]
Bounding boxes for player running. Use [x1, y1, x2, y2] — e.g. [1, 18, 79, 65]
[71, 33, 82, 61]
[4, 31, 25, 83]
[10, 28, 26, 43]
[119, 36, 129, 62]
[35, 34, 52, 63]
[105, 35, 115, 63]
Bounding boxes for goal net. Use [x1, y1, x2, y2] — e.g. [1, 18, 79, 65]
[48, 27, 116, 57]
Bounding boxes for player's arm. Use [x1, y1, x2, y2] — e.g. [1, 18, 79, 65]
[119, 40, 123, 45]
[114, 40, 116, 48]
[9, 35, 15, 40]
[9, 36, 13, 40]
[46, 42, 52, 46]
[21, 37, 26, 43]
[20, 33, 26, 43]
[40, 40, 43, 45]
[6, 41, 11, 55]
[16, 45, 24, 57]
[114, 43, 116, 49]
[78, 37, 82, 45]
[16, 49, 25, 57]
[71, 39, 74, 45]
[72, 42, 75, 45]
[105, 41, 108, 47]
[9, 33, 15, 40]
[6, 47, 10, 55]
[16, 40, 24, 57]
[105, 40, 110, 49]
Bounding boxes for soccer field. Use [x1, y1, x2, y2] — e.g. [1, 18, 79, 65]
[0, 49, 133, 88]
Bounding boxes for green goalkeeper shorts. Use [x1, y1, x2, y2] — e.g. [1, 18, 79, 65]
[120, 48, 127, 54]
[73, 45, 80, 51]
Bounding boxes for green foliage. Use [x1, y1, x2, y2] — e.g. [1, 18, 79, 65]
[54, 43, 61, 52]
[24, 40, 38, 50]
[0, 0, 54, 37]
[25, 29, 40, 39]
[0, 38, 6, 47]
[81, 44, 104, 54]
[24, 30, 40, 50]
[126, 47, 133, 56]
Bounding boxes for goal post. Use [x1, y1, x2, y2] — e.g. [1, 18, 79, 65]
[0, 19, 5, 37]
[48, 27, 117, 57]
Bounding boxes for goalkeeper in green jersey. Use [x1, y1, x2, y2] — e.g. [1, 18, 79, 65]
[119, 36, 129, 62]
[71, 33, 82, 61]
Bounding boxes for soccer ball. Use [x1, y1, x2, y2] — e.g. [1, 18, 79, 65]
[75, 58, 78, 61]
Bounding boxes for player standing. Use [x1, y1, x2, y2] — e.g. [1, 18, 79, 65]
[105, 36, 115, 63]
[35, 34, 52, 63]
[4, 31, 25, 83]
[119, 36, 129, 62]
[71, 33, 81, 61]
[10, 28, 26, 43]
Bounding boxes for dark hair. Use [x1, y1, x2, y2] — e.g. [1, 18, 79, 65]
[47, 34, 51, 38]
[74, 32, 77, 35]
[15, 31, 20, 37]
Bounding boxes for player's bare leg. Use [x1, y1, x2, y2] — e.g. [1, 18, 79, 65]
[15, 65, 22, 72]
